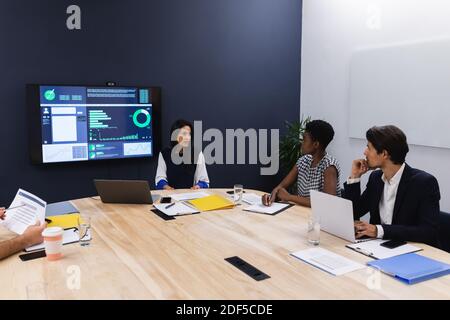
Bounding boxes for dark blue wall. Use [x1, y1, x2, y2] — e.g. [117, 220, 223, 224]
[0, 0, 301, 204]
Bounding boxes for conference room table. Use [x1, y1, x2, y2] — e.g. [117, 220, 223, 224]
[1, 188, 450, 300]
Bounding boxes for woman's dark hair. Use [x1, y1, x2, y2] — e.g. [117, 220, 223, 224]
[366, 125, 409, 164]
[305, 120, 335, 150]
[170, 119, 193, 148]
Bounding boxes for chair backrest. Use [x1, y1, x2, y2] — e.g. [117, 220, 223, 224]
[439, 211, 450, 253]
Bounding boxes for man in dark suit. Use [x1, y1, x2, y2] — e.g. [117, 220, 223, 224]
[343, 125, 440, 246]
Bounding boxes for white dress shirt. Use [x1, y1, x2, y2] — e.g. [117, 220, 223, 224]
[155, 151, 210, 187]
[347, 163, 406, 238]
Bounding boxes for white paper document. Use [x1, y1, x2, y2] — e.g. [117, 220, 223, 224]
[233, 193, 263, 205]
[291, 248, 365, 276]
[346, 239, 422, 259]
[243, 202, 290, 215]
[170, 192, 210, 202]
[2, 189, 46, 235]
[25, 228, 91, 252]
[153, 202, 199, 216]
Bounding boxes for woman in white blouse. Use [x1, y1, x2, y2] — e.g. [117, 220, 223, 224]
[155, 119, 210, 190]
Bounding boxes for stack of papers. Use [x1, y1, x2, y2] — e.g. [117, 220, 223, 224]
[153, 202, 199, 216]
[170, 191, 210, 201]
[291, 248, 365, 276]
[230, 193, 263, 205]
[346, 239, 422, 259]
[243, 202, 291, 215]
[188, 194, 234, 212]
[368, 253, 450, 284]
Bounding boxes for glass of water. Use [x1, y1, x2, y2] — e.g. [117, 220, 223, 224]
[307, 215, 320, 246]
[233, 184, 243, 205]
[78, 216, 91, 247]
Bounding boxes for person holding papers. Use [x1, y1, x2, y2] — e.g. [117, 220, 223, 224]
[343, 125, 440, 246]
[155, 119, 210, 190]
[263, 120, 341, 207]
[0, 209, 46, 260]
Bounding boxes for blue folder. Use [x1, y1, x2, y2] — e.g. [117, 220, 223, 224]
[45, 201, 79, 217]
[368, 253, 450, 285]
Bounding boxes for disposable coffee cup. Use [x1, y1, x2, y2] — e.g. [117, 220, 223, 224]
[42, 227, 64, 261]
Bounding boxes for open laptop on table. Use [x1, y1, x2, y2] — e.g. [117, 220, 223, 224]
[310, 190, 372, 243]
[94, 179, 159, 204]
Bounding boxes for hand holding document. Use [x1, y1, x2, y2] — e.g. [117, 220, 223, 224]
[2, 189, 46, 235]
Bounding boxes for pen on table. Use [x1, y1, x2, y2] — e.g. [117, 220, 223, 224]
[165, 202, 176, 209]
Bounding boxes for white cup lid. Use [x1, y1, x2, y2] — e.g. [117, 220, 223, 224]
[42, 226, 63, 237]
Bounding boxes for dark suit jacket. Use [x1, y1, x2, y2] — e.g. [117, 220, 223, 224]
[343, 164, 440, 247]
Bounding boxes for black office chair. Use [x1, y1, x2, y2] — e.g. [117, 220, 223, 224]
[439, 211, 450, 253]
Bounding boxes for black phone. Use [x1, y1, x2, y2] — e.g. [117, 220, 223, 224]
[160, 197, 172, 203]
[380, 240, 407, 249]
[19, 250, 46, 261]
[226, 190, 246, 194]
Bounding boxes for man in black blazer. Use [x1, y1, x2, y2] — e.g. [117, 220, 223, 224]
[343, 125, 440, 247]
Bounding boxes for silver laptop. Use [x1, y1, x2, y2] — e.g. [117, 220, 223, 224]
[310, 190, 372, 243]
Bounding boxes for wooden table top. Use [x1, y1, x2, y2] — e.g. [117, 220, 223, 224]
[1, 188, 449, 300]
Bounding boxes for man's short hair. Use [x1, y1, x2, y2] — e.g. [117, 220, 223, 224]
[366, 125, 409, 164]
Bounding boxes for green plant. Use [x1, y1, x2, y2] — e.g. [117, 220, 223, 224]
[279, 116, 311, 174]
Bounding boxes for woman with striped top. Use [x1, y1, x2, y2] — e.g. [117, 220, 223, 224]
[262, 120, 341, 208]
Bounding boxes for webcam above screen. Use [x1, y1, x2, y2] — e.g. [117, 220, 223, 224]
[27, 84, 161, 164]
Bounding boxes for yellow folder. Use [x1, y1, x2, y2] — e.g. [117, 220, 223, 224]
[188, 194, 234, 212]
[47, 213, 81, 229]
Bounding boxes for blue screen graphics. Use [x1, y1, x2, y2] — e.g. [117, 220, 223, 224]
[39, 86, 154, 163]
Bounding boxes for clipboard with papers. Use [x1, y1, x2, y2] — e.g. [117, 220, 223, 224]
[242, 202, 294, 215]
[346, 239, 422, 260]
[153, 202, 200, 217]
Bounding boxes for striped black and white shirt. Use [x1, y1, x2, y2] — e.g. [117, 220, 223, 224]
[296, 153, 341, 197]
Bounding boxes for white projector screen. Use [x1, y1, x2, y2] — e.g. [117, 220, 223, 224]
[348, 37, 450, 149]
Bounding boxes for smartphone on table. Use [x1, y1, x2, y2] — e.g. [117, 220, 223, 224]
[380, 240, 407, 249]
[160, 197, 172, 203]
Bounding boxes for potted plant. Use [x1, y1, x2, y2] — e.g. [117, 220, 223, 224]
[279, 116, 311, 192]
